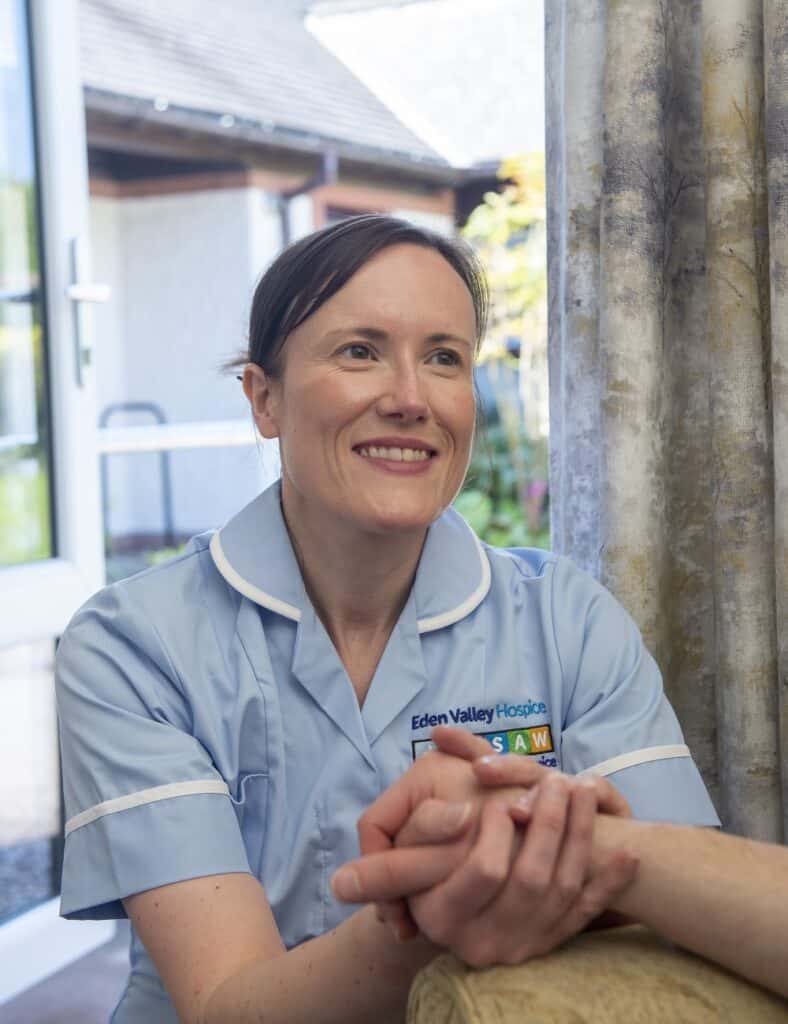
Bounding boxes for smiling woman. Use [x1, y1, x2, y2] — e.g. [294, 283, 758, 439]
[55, 216, 719, 1024]
[244, 243, 477, 550]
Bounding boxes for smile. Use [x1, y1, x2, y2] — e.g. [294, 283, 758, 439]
[356, 446, 433, 462]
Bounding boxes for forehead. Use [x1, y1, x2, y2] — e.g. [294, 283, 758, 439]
[304, 243, 476, 337]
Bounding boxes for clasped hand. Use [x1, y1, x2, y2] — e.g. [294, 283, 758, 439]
[332, 727, 637, 968]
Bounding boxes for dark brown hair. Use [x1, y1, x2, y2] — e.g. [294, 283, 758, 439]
[229, 214, 489, 378]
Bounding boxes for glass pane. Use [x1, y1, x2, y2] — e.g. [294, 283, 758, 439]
[0, 640, 61, 924]
[0, 0, 54, 566]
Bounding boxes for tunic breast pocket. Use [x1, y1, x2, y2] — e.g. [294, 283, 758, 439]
[230, 772, 269, 878]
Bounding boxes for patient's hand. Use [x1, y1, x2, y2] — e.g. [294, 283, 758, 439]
[332, 727, 637, 966]
[402, 771, 636, 966]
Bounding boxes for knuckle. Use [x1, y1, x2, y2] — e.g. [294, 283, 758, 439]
[513, 863, 550, 898]
[577, 889, 607, 920]
[378, 858, 397, 893]
[469, 855, 508, 889]
[555, 876, 582, 905]
[540, 807, 568, 834]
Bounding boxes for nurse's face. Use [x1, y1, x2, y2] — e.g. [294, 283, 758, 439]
[248, 243, 477, 536]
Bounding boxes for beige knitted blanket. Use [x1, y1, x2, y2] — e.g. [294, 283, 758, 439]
[408, 926, 788, 1023]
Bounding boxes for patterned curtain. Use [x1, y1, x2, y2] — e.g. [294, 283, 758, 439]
[545, 0, 787, 840]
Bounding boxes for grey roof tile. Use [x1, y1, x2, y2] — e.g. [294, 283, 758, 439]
[78, 0, 447, 164]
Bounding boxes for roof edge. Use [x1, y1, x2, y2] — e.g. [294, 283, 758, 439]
[82, 86, 469, 183]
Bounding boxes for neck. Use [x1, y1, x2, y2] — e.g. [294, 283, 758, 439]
[280, 481, 427, 644]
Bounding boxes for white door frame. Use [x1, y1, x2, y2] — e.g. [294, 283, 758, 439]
[0, 0, 113, 1005]
[0, 0, 104, 646]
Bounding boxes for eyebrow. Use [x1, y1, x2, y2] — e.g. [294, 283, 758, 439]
[322, 326, 474, 349]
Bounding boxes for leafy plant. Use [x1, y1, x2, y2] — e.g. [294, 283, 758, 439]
[454, 153, 550, 550]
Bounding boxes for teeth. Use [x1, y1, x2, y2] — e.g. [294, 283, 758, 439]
[358, 446, 431, 461]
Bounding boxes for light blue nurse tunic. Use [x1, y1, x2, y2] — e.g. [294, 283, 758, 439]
[56, 480, 719, 1022]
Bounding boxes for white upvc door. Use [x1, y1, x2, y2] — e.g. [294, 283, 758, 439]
[0, 0, 104, 642]
[0, 0, 113, 1004]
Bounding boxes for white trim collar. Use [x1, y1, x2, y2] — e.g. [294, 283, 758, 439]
[210, 481, 491, 633]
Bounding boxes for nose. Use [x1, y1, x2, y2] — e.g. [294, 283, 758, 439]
[375, 362, 430, 423]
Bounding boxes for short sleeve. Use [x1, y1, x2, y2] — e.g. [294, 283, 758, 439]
[55, 583, 251, 920]
[553, 559, 720, 826]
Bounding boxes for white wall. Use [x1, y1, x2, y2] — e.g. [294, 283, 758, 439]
[391, 208, 453, 236]
[90, 187, 280, 542]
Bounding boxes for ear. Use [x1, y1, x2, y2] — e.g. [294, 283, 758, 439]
[242, 363, 281, 439]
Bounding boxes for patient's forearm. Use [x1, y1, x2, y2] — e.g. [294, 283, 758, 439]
[593, 816, 788, 998]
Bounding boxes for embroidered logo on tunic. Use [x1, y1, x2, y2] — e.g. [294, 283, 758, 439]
[411, 723, 554, 762]
[410, 701, 547, 731]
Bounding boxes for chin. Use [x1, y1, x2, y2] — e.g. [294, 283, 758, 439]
[352, 500, 442, 536]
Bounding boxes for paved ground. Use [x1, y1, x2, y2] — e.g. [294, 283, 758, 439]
[3, 922, 130, 1023]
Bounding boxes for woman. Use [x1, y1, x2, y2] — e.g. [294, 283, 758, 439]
[55, 215, 717, 1023]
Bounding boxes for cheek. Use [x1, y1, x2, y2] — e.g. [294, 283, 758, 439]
[452, 392, 477, 454]
[278, 379, 357, 455]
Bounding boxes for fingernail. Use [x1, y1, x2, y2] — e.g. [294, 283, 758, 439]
[331, 867, 361, 901]
[477, 755, 498, 767]
[442, 801, 472, 832]
[517, 791, 534, 810]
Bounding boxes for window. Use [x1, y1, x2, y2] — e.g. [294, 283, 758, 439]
[0, 0, 54, 567]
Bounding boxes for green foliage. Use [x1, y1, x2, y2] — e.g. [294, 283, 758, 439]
[455, 153, 550, 551]
[0, 456, 52, 565]
[462, 153, 547, 361]
[456, 423, 549, 550]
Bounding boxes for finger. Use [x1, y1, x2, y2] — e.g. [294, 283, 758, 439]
[550, 848, 639, 943]
[550, 777, 597, 905]
[357, 763, 438, 856]
[510, 773, 571, 897]
[395, 799, 474, 848]
[417, 799, 515, 923]
[580, 773, 631, 818]
[472, 753, 549, 789]
[506, 787, 536, 826]
[507, 799, 533, 827]
[331, 842, 465, 903]
[431, 725, 492, 761]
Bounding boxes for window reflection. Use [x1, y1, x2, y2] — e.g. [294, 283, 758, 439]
[0, 0, 54, 567]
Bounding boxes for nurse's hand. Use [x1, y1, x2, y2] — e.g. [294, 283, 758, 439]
[431, 725, 632, 821]
[333, 741, 534, 940]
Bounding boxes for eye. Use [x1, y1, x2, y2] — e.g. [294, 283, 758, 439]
[428, 348, 462, 367]
[339, 342, 376, 360]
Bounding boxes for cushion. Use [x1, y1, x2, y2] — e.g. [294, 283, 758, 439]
[407, 926, 788, 1023]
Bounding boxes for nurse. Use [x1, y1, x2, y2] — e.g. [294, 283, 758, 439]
[55, 215, 718, 1024]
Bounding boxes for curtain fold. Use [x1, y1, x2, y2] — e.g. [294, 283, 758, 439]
[546, 0, 786, 839]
